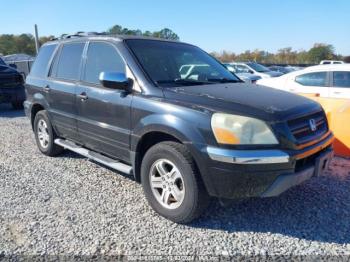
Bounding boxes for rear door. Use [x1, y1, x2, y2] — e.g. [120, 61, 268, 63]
[47, 42, 85, 141]
[75, 41, 132, 162]
[291, 71, 330, 97]
[329, 71, 350, 99]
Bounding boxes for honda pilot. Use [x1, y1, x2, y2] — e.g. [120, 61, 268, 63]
[24, 34, 334, 223]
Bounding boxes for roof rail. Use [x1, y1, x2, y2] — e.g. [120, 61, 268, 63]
[50, 31, 108, 41]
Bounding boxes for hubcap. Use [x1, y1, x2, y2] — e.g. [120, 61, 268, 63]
[149, 159, 185, 209]
[37, 119, 50, 149]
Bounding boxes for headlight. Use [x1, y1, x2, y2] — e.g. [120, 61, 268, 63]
[211, 113, 278, 145]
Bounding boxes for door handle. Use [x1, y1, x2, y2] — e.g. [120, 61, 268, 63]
[43, 85, 50, 93]
[332, 91, 341, 95]
[77, 92, 88, 101]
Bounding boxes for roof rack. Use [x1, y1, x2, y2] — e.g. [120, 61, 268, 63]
[50, 31, 107, 41]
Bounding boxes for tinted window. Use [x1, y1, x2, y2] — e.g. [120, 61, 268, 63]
[83, 42, 125, 84]
[30, 44, 57, 77]
[126, 39, 239, 87]
[333, 71, 350, 88]
[56, 42, 85, 80]
[295, 72, 327, 86]
[0, 57, 5, 65]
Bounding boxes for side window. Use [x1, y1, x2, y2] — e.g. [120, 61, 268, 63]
[30, 44, 57, 77]
[295, 72, 327, 87]
[83, 42, 125, 85]
[333, 71, 350, 88]
[55, 42, 85, 81]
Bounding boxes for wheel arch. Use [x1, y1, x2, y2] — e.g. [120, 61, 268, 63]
[131, 116, 208, 184]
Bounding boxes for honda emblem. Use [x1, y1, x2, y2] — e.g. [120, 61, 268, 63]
[309, 119, 317, 132]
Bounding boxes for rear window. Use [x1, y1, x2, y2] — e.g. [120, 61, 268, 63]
[30, 44, 57, 77]
[55, 42, 85, 81]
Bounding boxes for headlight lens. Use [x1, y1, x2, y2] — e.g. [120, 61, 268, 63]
[211, 113, 278, 145]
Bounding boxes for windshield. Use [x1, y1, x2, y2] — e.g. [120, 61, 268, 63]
[126, 39, 240, 87]
[0, 57, 5, 65]
[246, 62, 270, 73]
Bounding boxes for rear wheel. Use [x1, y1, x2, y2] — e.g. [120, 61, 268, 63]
[33, 110, 64, 156]
[141, 141, 209, 223]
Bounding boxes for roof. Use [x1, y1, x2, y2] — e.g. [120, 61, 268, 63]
[303, 64, 350, 72]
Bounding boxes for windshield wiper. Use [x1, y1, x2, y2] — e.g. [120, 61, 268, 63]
[156, 79, 214, 86]
[207, 78, 242, 83]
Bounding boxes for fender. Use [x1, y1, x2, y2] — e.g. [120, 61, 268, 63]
[130, 113, 214, 189]
[131, 113, 208, 152]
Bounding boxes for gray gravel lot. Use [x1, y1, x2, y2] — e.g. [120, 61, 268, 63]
[1, 104, 350, 259]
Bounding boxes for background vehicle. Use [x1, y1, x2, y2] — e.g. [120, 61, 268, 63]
[229, 62, 283, 78]
[257, 64, 350, 98]
[320, 60, 344, 65]
[0, 56, 25, 109]
[25, 35, 333, 223]
[268, 65, 298, 75]
[223, 63, 261, 83]
[257, 64, 350, 157]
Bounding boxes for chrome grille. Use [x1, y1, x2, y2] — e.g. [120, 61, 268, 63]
[288, 111, 328, 143]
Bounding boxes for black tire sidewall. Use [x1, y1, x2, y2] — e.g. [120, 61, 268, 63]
[141, 143, 199, 222]
[33, 111, 56, 155]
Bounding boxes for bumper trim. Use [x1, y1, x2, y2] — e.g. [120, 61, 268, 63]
[260, 166, 315, 197]
[207, 147, 290, 164]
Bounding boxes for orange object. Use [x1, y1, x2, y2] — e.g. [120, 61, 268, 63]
[213, 127, 240, 144]
[299, 93, 350, 157]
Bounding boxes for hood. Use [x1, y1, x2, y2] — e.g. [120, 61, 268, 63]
[0, 64, 18, 75]
[163, 83, 321, 122]
[262, 71, 284, 77]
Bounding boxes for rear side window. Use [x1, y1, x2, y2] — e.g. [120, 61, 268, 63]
[55, 42, 85, 81]
[30, 44, 57, 77]
[295, 72, 327, 87]
[83, 42, 125, 85]
[333, 71, 350, 88]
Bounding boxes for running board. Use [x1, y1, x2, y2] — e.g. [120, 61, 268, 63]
[54, 138, 133, 175]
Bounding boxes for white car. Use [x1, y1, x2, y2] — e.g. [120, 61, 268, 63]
[228, 62, 283, 79]
[257, 64, 350, 99]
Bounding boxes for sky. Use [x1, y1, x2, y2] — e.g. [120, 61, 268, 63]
[1, 0, 349, 55]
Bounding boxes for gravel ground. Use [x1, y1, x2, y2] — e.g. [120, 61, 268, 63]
[1, 104, 350, 260]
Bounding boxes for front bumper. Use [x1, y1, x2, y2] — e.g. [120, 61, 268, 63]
[0, 85, 25, 104]
[197, 132, 334, 199]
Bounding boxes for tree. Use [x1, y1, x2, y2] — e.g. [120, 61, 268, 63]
[344, 56, 350, 63]
[152, 28, 179, 40]
[107, 24, 179, 40]
[307, 43, 335, 64]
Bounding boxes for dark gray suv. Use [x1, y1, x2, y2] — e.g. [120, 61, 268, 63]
[25, 34, 334, 223]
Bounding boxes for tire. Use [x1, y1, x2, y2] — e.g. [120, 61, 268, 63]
[33, 110, 64, 156]
[141, 141, 210, 223]
[11, 100, 24, 110]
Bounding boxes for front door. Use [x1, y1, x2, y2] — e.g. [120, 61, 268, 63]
[76, 41, 132, 162]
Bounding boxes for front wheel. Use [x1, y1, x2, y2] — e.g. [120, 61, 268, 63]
[141, 141, 210, 223]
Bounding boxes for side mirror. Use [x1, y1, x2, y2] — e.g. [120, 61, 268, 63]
[99, 72, 132, 91]
[248, 70, 254, 74]
[9, 63, 17, 69]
